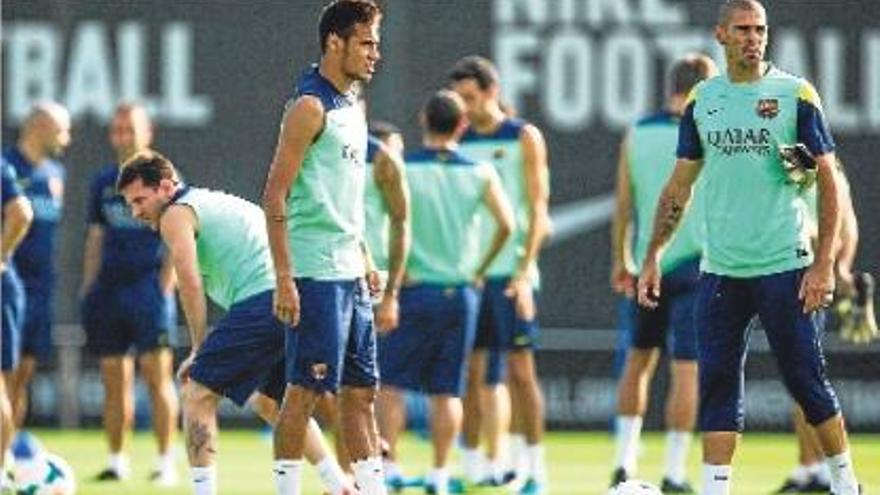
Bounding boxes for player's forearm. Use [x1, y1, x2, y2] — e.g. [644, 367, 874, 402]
[475, 222, 512, 280]
[81, 227, 103, 292]
[1, 200, 33, 263]
[263, 191, 295, 280]
[815, 161, 841, 268]
[385, 217, 410, 294]
[645, 181, 693, 261]
[516, 204, 549, 277]
[611, 200, 633, 269]
[178, 283, 209, 350]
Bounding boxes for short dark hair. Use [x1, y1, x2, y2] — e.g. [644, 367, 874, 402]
[448, 55, 499, 91]
[117, 150, 179, 192]
[369, 120, 401, 141]
[668, 54, 716, 97]
[318, 0, 382, 53]
[718, 0, 765, 25]
[423, 90, 464, 135]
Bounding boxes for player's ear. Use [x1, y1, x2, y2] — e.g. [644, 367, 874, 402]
[714, 25, 727, 45]
[328, 33, 343, 53]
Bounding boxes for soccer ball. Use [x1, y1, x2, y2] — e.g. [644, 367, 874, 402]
[607, 480, 663, 495]
[14, 453, 76, 495]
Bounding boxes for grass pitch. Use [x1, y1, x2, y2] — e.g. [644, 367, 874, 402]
[23, 428, 879, 494]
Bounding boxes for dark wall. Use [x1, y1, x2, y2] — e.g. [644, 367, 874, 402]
[3, 0, 878, 328]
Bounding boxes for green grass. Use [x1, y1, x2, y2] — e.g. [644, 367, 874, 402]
[21, 428, 880, 494]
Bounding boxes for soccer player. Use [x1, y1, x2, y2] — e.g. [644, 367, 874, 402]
[118, 151, 352, 495]
[637, 2, 861, 494]
[1, 162, 34, 490]
[775, 161, 865, 493]
[80, 103, 180, 484]
[449, 55, 551, 493]
[261, 2, 387, 493]
[362, 122, 415, 486]
[3, 101, 71, 429]
[379, 89, 513, 495]
[609, 54, 718, 493]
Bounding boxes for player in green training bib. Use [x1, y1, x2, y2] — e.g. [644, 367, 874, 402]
[637, 2, 861, 494]
[261, 2, 388, 494]
[610, 54, 717, 493]
[378, 90, 513, 495]
[117, 151, 353, 495]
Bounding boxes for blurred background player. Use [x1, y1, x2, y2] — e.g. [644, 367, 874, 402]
[118, 151, 351, 495]
[3, 101, 71, 430]
[449, 55, 551, 493]
[775, 158, 874, 493]
[378, 89, 513, 495]
[261, 1, 388, 493]
[1, 162, 34, 490]
[361, 121, 417, 489]
[639, 1, 861, 494]
[609, 54, 718, 493]
[80, 103, 180, 484]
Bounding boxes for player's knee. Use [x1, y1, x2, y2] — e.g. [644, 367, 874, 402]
[784, 377, 840, 426]
[181, 382, 215, 413]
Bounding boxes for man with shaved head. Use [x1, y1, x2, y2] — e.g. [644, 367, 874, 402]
[3, 101, 71, 431]
[80, 103, 180, 485]
[638, 1, 861, 494]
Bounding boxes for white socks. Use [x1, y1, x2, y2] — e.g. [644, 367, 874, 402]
[664, 430, 691, 483]
[430, 467, 450, 495]
[273, 459, 303, 495]
[826, 451, 859, 495]
[788, 464, 810, 485]
[702, 464, 732, 495]
[191, 465, 217, 495]
[526, 444, 546, 484]
[614, 415, 643, 474]
[352, 456, 387, 495]
[510, 434, 529, 479]
[461, 448, 485, 483]
[109, 452, 130, 478]
[316, 456, 349, 495]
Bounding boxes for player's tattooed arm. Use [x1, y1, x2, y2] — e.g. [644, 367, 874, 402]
[262, 95, 323, 325]
[644, 158, 703, 262]
[375, 144, 410, 297]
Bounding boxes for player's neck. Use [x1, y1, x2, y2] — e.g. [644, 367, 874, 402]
[18, 137, 47, 166]
[422, 134, 458, 152]
[726, 60, 767, 84]
[470, 105, 506, 134]
[666, 95, 687, 115]
[318, 60, 355, 94]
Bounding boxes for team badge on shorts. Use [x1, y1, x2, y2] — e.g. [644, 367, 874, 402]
[756, 98, 779, 119]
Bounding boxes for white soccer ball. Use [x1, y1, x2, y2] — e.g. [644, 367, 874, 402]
[608, 480, 663, 495]
[14, 453, 76, 495]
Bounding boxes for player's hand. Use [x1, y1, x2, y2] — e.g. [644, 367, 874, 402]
[472, 273, 486, 290]
[505, 276, 536, 321]
[274, 276, 301, 326]
[638, 255, 661, 309]
[611, 262, 635, 298]
[177, 352, 196, 383]
[799, 261, 835, 313]
[366, 270, 382, 298]
[375, 292, 400, 334]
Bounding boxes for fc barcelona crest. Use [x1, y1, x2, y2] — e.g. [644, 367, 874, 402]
[756, 98, 779, 119]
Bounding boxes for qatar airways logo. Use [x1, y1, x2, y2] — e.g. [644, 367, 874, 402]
[706, 128, 773, 157]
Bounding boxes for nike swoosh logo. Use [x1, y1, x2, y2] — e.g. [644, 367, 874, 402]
[548, 193, 615, 245]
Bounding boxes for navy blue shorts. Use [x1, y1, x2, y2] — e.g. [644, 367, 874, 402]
[190, 290, 286, 406]
[2, 268, 25, 371]
[82, 276, 176, 357]
[695, 268, 840, 432]
[473, 277, 540, 384]
[21, 286, 53, 362]
[379, 284, 479, 396]
[285, 278, 378, 394]
[631, 259, 700, 360]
